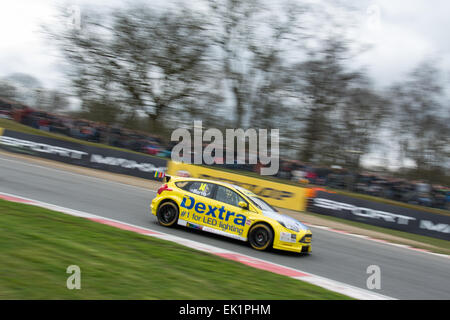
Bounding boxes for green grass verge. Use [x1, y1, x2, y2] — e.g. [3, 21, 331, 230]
[0, 199, 351, 300]
[303, 211, 450, 255]
[0, 119, 164, 160]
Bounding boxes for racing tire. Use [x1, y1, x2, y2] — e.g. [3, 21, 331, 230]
[157, 201, 179, 227]
[248, 223, 273, 251]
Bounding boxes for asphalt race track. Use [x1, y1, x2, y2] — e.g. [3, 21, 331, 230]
[1, 153, 449, 300]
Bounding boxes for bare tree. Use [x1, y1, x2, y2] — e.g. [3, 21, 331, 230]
[389, 61, 450, 178]
[46, 4, 211, 133]
[0, 81, 18, 101]
[291, 38, 388, 167]
[207, 0, 307, 129]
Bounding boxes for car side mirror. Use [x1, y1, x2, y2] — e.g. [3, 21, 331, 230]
[238, 201, 248, 209]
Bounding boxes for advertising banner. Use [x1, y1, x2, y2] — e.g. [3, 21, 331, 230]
[0, 129, 167, 181]
[308, 191, 450, 240]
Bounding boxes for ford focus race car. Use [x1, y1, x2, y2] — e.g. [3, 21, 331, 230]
[150, 175, 312, 254]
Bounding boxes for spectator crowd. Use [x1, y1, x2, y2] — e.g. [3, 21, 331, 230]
[276, 160, 450, 211]
[1, 96, 449, 211]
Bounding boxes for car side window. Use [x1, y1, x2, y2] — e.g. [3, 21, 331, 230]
[184, 181, 214, 198]
[175, 181, 190, 189]
[215, 185, 246, 208]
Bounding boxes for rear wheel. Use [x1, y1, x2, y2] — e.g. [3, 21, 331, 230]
[248, 223, 273, 251]
[157, 202, 179, 227]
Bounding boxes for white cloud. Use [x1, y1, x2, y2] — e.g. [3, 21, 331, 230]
[0, 1, 60, 87]
[353, 0, 450, 87]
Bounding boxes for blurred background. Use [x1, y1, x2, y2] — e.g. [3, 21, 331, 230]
[0, 0, 449, 210]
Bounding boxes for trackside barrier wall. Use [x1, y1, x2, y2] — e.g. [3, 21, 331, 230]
[0, 128, 167, 181]
[166, 161, 308, 211]
[307, 190, 450, 240]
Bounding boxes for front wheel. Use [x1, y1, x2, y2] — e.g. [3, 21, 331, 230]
[248, 223, 273, 251]
[157, 202, 179, 227]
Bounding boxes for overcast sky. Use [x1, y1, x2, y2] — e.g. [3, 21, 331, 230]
[0, 0, 448, 169]
[1, 0, 449, 91]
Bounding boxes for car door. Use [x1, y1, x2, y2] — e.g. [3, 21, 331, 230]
[206, 185, 252, 241]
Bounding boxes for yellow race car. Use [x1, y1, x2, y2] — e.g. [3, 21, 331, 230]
[150, 175, 312, 254]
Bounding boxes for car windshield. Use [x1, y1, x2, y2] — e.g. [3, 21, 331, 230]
[232, 184, 278, 212]
[248, 196, 277, 212]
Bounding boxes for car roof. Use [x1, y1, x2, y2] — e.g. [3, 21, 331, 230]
[170, 176, 244, 191]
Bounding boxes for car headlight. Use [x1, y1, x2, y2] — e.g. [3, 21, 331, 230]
[278, 220, 299, 232]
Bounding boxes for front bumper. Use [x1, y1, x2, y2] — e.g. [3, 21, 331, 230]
[273, 230, 312, 253]
[273, 242, 312, 253]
